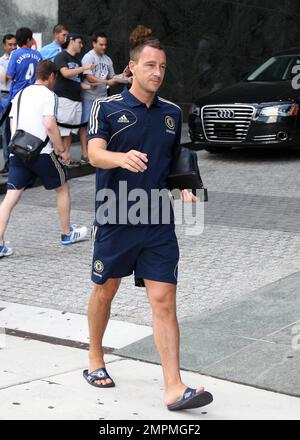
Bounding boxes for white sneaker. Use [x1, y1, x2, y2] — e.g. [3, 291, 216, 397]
[61, 225, 88, 245]
[0, 242, 13, 257]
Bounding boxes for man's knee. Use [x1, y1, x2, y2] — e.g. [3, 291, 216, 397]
[55, 182, 69, 194]
[2, 189, 23, 207]
[147, 284, 177, 316]
[92, 280, 120, 303]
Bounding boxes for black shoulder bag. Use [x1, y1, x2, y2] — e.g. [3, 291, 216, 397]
[8, 89, 49, 163]
[167, 146, 208, 201]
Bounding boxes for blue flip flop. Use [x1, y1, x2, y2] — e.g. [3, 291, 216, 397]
[167, 388, 213, 411]
[83, 368, 115, 388]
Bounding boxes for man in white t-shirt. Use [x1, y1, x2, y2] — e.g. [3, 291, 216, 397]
[0, 60, 88, 258]
[79, 32, 130, 163]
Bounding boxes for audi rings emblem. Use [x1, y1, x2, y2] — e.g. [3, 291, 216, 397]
[217, 109, 235, 119]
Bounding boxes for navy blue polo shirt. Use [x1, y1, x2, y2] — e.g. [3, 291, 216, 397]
[87, 89, 182, 225]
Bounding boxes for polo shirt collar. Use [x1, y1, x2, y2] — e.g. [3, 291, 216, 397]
[122, 89, 161, 108]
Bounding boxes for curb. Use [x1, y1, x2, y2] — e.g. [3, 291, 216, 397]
[0, 163, 95, 195]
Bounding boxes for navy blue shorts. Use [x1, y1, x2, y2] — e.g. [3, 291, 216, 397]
[91, 224, 180, 287]
[7, 153, 68, 191]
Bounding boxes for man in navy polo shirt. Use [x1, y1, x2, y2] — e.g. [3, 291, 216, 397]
[84, 35, 213, 411]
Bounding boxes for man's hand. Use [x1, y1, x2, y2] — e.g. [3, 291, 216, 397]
[60, 150, 71, 165]
[81, 83, 98, 91]
[54, 145, 65, 156]
[119, 150, 148, 173]
[181, 189, 198, 203]
[86, 63, 96, 71]
[123, 65, 131, 78]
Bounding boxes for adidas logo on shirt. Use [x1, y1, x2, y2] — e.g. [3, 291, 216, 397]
[117, 114, 130, 123]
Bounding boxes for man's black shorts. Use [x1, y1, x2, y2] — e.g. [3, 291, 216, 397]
[92, 223, 180, 287]
[7, 153, 68, 190]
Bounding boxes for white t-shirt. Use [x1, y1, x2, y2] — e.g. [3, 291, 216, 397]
[0, 53, 11, 91]
[9, 84, 58, 155]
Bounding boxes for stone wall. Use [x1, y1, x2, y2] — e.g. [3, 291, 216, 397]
[0, 0, 58, 47]
[53, 1, 300, 105]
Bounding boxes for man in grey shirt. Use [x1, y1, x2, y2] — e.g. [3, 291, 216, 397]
[80, 32, 130, 163]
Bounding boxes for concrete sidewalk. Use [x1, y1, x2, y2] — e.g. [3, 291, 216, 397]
[1, 300, 300, 420]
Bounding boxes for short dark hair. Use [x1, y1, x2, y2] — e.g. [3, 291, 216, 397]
[92, 32, 108, 43]
[53, 24, 68, 34]
[16, 27, 33, 47]
[130, 37, 165, 61]
[36, 60, 58, 81]
[2, 33, 16, 44]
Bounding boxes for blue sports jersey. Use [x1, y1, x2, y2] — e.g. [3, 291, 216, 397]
[87, 89, 182, 226]
[7, 47, 42, 101]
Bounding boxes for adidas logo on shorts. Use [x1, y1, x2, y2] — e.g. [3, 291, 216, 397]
[117, 114, 130, 123]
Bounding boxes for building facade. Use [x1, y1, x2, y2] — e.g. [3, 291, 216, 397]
[1, 0, 300, 109]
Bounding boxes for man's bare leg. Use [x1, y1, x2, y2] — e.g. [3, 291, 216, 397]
[0, 188, 24, 245]
[80, 126, 88, 160]
[88, 279, 121, 385]
[62, 134, 72, 163]
[145, 279, 204, 406]
[55, 183, 71, 235]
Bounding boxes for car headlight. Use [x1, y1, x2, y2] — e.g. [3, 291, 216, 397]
[190, 104, 201, 116]
[260, 103, 298, 117]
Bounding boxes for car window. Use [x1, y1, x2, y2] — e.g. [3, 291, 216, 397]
[246, 56, 300, 81]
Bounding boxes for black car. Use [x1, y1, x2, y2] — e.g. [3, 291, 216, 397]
[188, 48, 300, 152]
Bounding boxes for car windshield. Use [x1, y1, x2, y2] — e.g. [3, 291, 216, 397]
[246, 55, 300, 81]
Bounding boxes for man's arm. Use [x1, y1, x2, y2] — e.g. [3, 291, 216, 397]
[85, 74, 119, 87]
[85, 73, 108, 85]
[0, 63, 6, 83]
[88, 100, 148, 172]
[60, 64, 95, 79]
[106, 59, 120, 87]
[43, 115, 64, 153]
[88, 138, 148, 173]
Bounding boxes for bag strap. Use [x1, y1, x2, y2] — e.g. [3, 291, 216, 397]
[16, 89, 25, 129]
[16, 88, 49, 147]
[0, 102, 11, 127]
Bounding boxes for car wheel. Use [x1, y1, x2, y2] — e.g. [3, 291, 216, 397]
[205, 146, 232, 154]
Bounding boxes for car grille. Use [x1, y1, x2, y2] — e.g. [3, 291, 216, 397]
[202, 105, 255, 143]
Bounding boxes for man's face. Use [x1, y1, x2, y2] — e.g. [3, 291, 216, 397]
[71, 38, 84, 54]
[93, 37, 107, 56]
[4, 37, 17, 55]
[56, 30, 69, 46]
[130, 46, 166, 94]
[47, 72, 57, 90]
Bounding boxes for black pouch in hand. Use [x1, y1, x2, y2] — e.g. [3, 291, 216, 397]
[167, 146, 208, 201]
